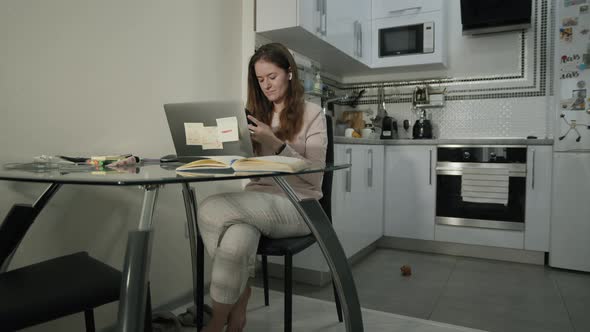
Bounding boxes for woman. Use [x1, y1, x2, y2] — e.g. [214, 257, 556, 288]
[197, 43, 327, 332]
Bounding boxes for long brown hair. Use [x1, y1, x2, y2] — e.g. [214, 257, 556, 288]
[246, 43, 305, 153]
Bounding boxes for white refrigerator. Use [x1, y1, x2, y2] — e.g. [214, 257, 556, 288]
[549, 1, 590, 272]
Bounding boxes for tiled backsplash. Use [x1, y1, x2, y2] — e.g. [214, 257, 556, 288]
[336, 96, 551, 139]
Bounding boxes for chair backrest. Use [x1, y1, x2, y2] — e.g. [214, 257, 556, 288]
[318, 114, 334, 223]
[0, 204, 36, 269]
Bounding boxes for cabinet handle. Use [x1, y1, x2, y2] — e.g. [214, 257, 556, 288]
[367, 149, 373, 188]
[358, 21, 363, 58]
[531, 148, 535, 190]
[429, 149, 432, 185]
[315, 0, 324, 35]
[322, 0, 327, 36]
[346, 148, 352, 193]
[388, 6, 422, 15]
[354, 21, 360, 57]
[353, 21, 358, 57]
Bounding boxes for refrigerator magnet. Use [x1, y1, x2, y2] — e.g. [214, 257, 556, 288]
[572, 89, 587, 110]
[561, 27, 573, 42]
[564, 0, 587, 8]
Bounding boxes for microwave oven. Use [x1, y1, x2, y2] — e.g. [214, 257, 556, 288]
[378, 22, 434, 57]
[372, 10, 446, 68]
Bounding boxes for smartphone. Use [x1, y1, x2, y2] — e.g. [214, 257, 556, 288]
[245, 108, 257, 127]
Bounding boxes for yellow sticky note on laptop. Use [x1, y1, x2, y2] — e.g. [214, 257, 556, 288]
[202, 126, 223, 150]
[184, 123, 204, 146]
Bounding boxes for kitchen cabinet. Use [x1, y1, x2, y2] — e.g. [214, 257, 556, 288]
[255, 0, 372, 73]
[256, 0, 321, 38]
[332, 144, 384, 257]
[324, 0, 372, 65]
[372, 0, 444, 20]
[384, 145, 436, 240]
[268, 144, 384, 277]
[524, 146, 552, 252]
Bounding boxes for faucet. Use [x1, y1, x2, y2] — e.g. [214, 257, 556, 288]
[321, 94, 349, 115]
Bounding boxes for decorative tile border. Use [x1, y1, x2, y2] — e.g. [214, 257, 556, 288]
[326, 0, 551, 104]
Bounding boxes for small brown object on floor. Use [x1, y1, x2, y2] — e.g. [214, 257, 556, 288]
[400, 265, 412, 276]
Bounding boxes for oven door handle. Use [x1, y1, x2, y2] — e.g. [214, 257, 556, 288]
[429, 149, 433, 185]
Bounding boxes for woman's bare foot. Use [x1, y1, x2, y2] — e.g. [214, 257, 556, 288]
[227, 286, 252, 332]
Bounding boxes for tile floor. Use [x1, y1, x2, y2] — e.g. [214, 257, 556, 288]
[213, 287, 486, 332]
[250, 249, 590, 332]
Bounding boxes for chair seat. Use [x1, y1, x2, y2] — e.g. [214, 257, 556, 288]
[257, 234, 316, 256]
[0, 251, 121, 330]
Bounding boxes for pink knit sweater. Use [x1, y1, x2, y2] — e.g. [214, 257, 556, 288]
[244, 101, 327, 200]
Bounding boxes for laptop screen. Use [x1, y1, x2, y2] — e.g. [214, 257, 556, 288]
[164, 101, 254, 161]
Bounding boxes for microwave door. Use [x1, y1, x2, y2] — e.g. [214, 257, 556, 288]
[379, 23, 424, 57]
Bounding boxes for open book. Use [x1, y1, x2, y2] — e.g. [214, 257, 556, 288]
[175, 155, 310, 173]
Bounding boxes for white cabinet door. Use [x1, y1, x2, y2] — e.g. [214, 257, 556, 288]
[332, 144, 384, 257]
[364, 145, 385, 245]
[353, 0, 372, 65]
[372, 0, 443, 20]
[298, 0, 322, 37]
[332, 144, 367, 257]
[256, 0, 321, 37]
[524, 146, 552, 252]
[325, 0, 356, 58]
[256, 0, 298, 32]
[384, 145, 436, 240]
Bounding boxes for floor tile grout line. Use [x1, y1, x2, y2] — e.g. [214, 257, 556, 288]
[550, 272, 577, 332]
[427, 256, 459, 320]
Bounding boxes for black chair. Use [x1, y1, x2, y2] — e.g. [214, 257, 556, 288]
[0, 203, 152, 332]
[256, 114, 343, 332]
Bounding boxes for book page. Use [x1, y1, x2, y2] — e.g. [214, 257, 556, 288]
[234, 156, 309, 173]
[204, 155, 244, 165]
[176, 155, 244, 171]
[246, 156, 309, 165]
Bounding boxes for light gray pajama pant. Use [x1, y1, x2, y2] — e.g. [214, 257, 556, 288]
[197, 191, 311, 304]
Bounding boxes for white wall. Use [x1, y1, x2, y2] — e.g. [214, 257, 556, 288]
[0, 1, 245, 330]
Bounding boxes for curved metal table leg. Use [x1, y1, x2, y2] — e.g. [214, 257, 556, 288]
[181, 183, 212, 330]
[117, 185, 160, 332]
[273, 177, 364, 332]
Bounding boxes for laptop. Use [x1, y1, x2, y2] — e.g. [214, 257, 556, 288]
[164, 101, 254, 163]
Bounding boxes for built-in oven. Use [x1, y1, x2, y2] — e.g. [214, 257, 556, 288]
[435, 146, 527, 231]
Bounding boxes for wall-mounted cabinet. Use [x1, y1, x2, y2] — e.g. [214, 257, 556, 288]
[256, 0, 448, 74]
[372, 0, 443, 20]
[256, 0, 372, 74]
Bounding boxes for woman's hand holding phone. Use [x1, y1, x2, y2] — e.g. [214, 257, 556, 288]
[246, 113, 284, 153]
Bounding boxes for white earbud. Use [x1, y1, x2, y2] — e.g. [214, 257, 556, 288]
[288, 72, 292, 80]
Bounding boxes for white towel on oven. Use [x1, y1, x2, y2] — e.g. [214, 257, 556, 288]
[461, 167, 509, 205]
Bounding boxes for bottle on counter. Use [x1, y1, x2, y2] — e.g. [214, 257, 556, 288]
[313, 72, 322, 94]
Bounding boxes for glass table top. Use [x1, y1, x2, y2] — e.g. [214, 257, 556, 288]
[0, 161, 350, 186]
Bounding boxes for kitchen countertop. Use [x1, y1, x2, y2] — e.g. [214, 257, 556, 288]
[334, 137, 554, 146]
